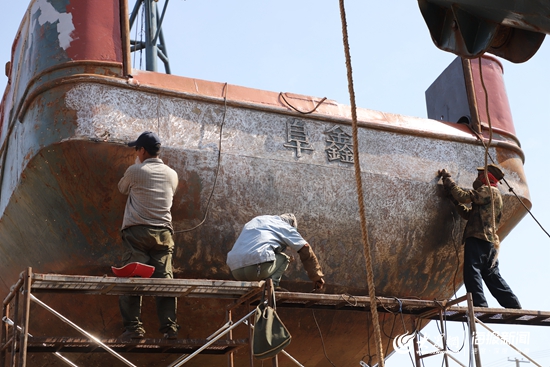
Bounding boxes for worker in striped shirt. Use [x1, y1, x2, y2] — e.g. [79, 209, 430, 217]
[118, 131, 180, 339]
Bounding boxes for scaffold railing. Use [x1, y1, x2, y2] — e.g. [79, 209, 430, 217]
[2, 268, 550, 367]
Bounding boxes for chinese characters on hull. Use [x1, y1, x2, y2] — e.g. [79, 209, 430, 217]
[283, 119, 313, 158]
[283, 119, 354, 164]
[325, 126, 354, 164]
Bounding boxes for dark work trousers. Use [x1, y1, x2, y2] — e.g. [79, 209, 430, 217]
[463, 237, 521, 309]
[119, 225, 179, 334]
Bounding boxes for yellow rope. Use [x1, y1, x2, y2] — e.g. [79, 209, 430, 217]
[338, 1, 385, 365]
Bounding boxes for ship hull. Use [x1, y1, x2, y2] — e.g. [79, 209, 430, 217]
[0, 79, 529, 366]
[0, 1, 530, 365]
[0, 79, 530, 294]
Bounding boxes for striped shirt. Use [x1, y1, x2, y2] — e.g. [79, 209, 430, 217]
[118, 158, 178, 231]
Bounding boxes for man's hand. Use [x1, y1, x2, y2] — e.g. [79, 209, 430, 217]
[443, 176, 456, 190]
[438, 169, 451, 179]
[314, 278, 326, 292]
[438, 168, 456, 191]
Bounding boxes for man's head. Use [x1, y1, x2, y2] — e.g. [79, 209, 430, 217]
[279, 213, 298, 228]
[474, 164, 504, 188]
[128, 131, 161, 157]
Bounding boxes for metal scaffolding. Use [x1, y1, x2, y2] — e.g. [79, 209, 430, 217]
[2, 268, 550, 367]
[1, 268, 265, 367]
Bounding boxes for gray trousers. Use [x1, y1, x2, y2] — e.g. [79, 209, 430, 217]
[231, 253, 290, 287]
[119, 225, 179, 334]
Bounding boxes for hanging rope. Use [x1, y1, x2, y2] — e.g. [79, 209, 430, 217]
[338, 1, 385, 365]
[467, 125, 550, 239]
[279, 92, 328, 114]
[312, 310, 337, 367]
[477, 57, 500, 266]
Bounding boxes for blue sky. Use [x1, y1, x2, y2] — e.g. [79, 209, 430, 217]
[2, 1, 550, 366]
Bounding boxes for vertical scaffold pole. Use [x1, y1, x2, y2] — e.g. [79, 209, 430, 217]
[0, 303, 9, 367]
[10, 275, 21, 367]
[466, 293, 482, 367]
[226, 309, 234, 367]
[248, 303, 254, 367]
[413, 329, 422, 367]
[438, 310, 450, 367]
[17, 268, 32, 367]
[266, 279, 278, 367]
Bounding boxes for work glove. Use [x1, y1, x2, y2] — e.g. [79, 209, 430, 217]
[314, 278, 326, 293]
[438, 169, 456, 190]
[438, 169, 451, 179]
[298, 244, 324, 284]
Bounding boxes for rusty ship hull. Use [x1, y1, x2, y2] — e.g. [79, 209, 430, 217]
[0, 1, 531, 366]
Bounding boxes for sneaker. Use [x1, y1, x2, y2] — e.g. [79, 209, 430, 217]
[163, 330, 178, 340]
[119, 329, 145, 339]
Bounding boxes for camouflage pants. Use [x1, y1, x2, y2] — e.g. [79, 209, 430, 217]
[118, 225, 179, 334]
